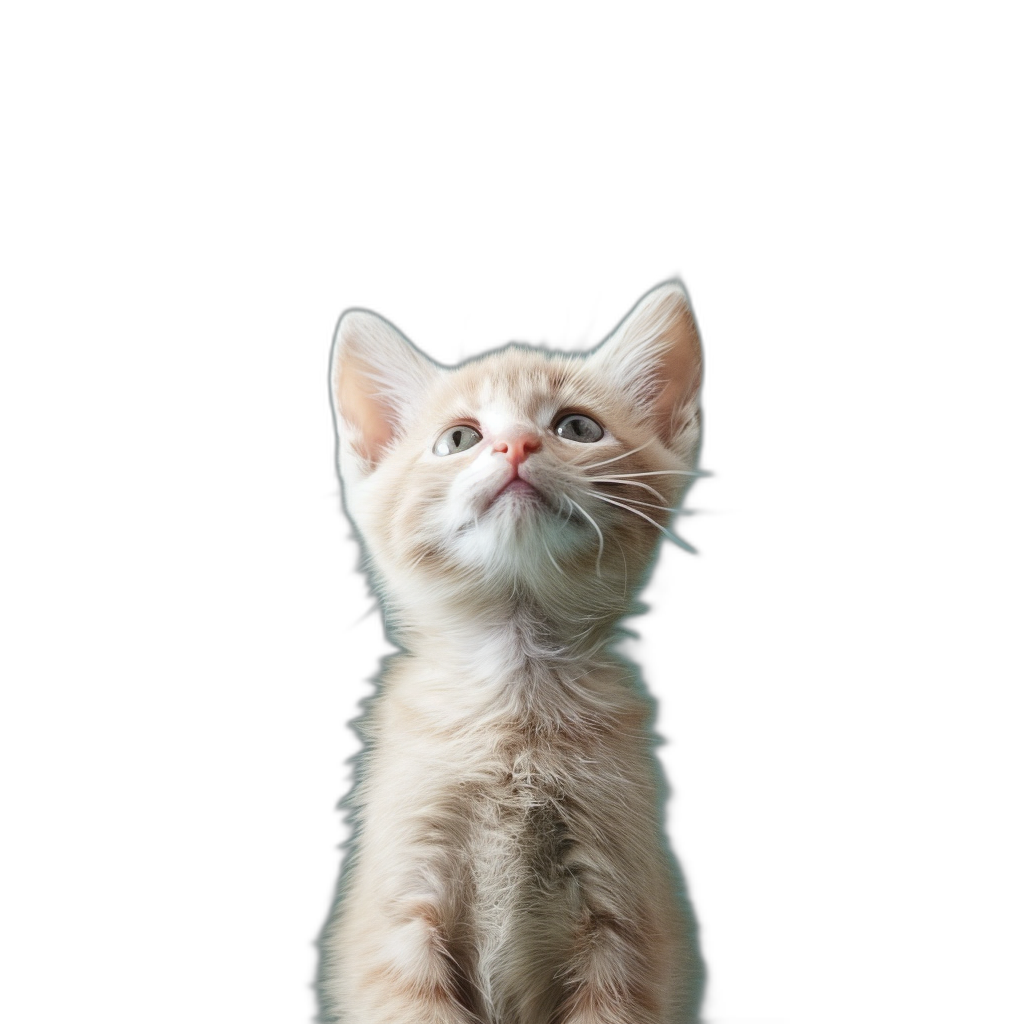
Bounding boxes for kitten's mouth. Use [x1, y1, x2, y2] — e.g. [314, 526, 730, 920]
[487, 472, 547, 510]
[501, 479, 539, 498]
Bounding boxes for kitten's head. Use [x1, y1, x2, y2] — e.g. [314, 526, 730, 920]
[330, 281, 702, 639]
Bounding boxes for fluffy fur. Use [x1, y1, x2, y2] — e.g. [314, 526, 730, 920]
[320, 281, 705, 1024]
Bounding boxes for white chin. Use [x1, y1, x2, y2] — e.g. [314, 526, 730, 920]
[448, 503, 588, 576]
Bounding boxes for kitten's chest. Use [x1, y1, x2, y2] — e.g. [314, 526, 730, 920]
[461, 740, 579, 1018]
[472, 742, 572, 851]
[458, 731, 594, 917]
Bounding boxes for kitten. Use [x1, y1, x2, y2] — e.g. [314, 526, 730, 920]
[319, 281, 705, 1024]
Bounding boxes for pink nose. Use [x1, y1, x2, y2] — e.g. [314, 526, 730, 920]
[493, 431, 542, 469]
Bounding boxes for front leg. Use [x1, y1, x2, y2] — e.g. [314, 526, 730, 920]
[557, 882, 687, 1024]
[555, 765, 702, 1023]
[322, 856, 479, 1024]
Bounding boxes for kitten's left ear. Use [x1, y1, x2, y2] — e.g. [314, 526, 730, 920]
[330, 308, 440, 473]
[591, 280, 703, 448]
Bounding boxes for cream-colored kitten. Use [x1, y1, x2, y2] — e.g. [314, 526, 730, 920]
[320, 282, 705, 1024]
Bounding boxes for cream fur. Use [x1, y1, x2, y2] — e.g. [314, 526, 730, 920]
[320, 282, 705, 1024]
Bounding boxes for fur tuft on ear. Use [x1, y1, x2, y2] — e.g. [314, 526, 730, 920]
[590, 280, 703, 447]
[329, 309, 440, 471]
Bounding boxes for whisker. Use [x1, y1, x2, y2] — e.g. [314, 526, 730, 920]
[566, 497, 604, 570]
[581, 438, 655, 471]
[558, 495, 578, 530]
[587, 477, 667, 502]
[589, 492, 671, 514]
[589, 492, 697, 553]
[593, 469, 709, 479]
[540, 534, 565, 575]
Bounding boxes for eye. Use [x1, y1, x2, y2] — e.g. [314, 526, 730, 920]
[554, 413, 604, 443]
[433, 425, 483, 456]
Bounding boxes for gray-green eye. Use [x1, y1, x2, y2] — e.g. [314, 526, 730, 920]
[555, 413, 604, 443]
[433, 425, 483, 456]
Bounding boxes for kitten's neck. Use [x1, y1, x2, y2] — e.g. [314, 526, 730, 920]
[386, 604, 635, 729]
[390, 598, 620, 675]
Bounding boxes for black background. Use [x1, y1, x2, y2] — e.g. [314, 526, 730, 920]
[190, 195, 856, 1019]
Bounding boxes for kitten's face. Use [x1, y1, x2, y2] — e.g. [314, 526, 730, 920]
[357, 349, 685, 584]
[331, 283, 702, 623]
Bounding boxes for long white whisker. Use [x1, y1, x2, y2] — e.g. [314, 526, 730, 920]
[588, 491, 671, 513]
[559, 495, 578, 530]
[556, 494, 573, 526]
[589, 492, 696, 552]
[588, 477, 667, 502]
[595, 469, 707, 479]
[540, 533, 565, 575]
[582, 438, 655, 471]
[566, 497, 604, 569]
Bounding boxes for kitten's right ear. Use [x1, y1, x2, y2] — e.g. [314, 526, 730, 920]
[590, 280, 702, 452]
[330, 309, 439, 471]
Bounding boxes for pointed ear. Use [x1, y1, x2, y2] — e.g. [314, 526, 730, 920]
[590, 280, 702, 447]
[329, 309, 440, 470]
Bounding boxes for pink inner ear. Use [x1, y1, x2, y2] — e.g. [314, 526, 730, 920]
[331, 310, 440, 468]
[651, 309, 702, 440]
[337, 354, 398, 464]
